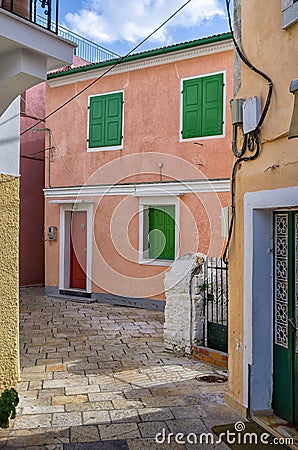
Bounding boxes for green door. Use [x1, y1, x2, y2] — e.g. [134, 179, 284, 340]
[273, 211, 298, 425]
[148, 206, 175, 260]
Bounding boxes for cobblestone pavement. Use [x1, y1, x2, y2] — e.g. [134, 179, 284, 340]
[0, 287, 244, 449]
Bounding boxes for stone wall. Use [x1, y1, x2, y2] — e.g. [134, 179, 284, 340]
[164, 253, 206, 355]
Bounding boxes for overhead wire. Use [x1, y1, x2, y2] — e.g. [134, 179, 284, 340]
[19, 95, 46, 161]
[21, 155, 44, 162]
[19, 95, 77, 176]
[20, 91, 46, 123]
[16, 0, 273, 261]
[226, 0, 273, 129]
[20, 0, 192, 136]
[222, 0, 273, 263]
[48, 128, 74, 179]
[20, 112, 45, 122]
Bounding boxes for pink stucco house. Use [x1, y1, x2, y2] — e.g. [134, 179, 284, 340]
[44, 33, 233, 309]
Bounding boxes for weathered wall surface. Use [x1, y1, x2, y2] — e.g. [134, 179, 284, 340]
[45, 45, 233, 301]
[19, 83, 45, 286]
[0, 174, 20, 390]
[45, 191, 229, 300]
[46, 50, 234, 187]
[227, 0, 298, 413]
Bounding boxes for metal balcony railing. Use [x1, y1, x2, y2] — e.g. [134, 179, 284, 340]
[35, 17, 119, 62]
[0, 0, 119, 62]
[1, 0, 59, 33]
[56, 24, 120, 63]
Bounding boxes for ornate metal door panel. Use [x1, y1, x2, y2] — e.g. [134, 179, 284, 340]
[295, 212, 298, 427]
[273, 211, 298, 425]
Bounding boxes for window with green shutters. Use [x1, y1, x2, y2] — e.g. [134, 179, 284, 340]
[88, 92, 123, 149]
[148, 205, 175, 260]
[182, 73, 224, 139]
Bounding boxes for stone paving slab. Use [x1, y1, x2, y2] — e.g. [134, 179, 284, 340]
[127, 438, 187, 450]
[99, 423, 141, 440]
[2, 287, 246, 449]
[0, 427, 70, 448]
[70, 425, 100, 443]
[64, 441, 128, 450]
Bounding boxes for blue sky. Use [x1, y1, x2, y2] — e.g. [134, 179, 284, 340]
[59, 0, 230, 56]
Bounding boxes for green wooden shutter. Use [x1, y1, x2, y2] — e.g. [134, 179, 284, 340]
[148, 206, 175, 260]
[89, 96, 105, 148]
[182, 78, 202, 139]
[202, 73, 223, 136]
[89, 92, 123, 148]
[105, 92, 123, 147]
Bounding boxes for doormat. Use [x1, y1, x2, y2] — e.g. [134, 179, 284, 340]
[212, 422, 287, 449]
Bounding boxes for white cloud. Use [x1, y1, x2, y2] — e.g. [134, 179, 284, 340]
[64, 0, 225, 46]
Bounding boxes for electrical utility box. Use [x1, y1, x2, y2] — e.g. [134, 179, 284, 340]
[230, 98, 245, 124]
[242, 96, 261, 134]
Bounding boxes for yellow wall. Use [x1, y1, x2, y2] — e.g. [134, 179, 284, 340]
[0, 174, 20, 390]
[227, 0, 298, 411]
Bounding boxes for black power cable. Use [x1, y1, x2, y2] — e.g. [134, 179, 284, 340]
[232, 121, 247, 157]
[226, 0, 273, 129]
[222, 131, 260, 263]
[222, 0, 273, 263]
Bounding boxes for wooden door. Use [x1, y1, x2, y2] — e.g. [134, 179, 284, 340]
[69, 211, 87, 290]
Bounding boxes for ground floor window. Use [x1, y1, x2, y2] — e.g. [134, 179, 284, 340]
[138, 196, 179, 265]
[147, 205, 175, 260]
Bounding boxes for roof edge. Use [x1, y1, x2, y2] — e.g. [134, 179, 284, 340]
[47, 32, 232, 80]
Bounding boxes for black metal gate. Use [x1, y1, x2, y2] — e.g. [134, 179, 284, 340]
[195, 257, 228, 353]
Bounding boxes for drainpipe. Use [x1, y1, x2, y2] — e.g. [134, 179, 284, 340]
[233, 0, 242, 96]
[33, 127, 52, 187]
[247, 363, 252, 419]
[47, 129, 51, 188]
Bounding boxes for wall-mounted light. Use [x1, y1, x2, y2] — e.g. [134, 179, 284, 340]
[288, 78, 298, 139]
[158, 163, 163, 181]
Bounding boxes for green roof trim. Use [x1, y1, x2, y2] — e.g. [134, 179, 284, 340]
[48, 32, 232, 80]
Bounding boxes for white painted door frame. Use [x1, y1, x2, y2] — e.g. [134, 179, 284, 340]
[59, 202, 93, 293]
[243, 186, 298, 413]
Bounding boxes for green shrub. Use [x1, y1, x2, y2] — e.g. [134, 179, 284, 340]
[0, 388, 19, 429]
